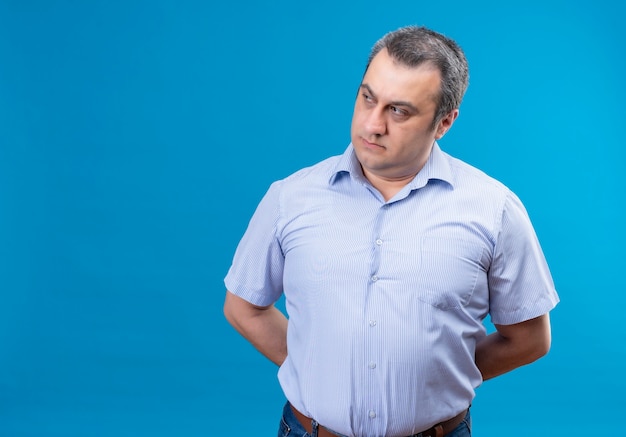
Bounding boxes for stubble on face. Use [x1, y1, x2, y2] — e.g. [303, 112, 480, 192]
[350, 49, 444, 187]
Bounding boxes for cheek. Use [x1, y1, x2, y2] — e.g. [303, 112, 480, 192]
[350, 106, 365, 132]
[392, 129, 432, 154]
[350, 115, 358, 138]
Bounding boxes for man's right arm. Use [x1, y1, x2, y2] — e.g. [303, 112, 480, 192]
[223, 291, 288, 366]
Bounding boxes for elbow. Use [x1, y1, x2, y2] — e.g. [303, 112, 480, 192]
[223, 291, 240, 328]
[223, 290, 265, 332]
[527, 341, 550, 365]
[525, 313, 553, 364]
[507, 313, 553, 367]
[536, 331, 552, 360]
[527, 326, 552, 364]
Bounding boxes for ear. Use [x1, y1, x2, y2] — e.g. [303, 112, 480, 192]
[435, 109, 459, 140]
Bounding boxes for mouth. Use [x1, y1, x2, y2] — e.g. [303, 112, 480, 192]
[361, 137, 385, 150]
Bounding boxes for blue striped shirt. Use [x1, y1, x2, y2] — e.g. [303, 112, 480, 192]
[225, 143, 559, 437]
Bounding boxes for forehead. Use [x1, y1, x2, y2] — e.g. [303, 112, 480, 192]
[363, 49, 441, 105]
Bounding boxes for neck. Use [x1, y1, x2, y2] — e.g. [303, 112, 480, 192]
[362, 168, 420, 201]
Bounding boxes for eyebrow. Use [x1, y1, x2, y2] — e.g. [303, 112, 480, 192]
[360, 83, 419, 113]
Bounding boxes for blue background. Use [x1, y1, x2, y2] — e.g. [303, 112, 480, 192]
[1, 0, 624, 435]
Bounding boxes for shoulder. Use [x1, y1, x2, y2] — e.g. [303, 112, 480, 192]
[441, 152, 523, 227]
[444, 152, 510, 196]
[446, 153, 515, 204]
[271, 154, 343, 195]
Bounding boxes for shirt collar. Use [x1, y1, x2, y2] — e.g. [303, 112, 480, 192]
[329, 142, 455, 189]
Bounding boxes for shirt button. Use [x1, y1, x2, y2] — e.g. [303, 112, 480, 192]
[371, 275, 379, 282]
[369, 320, 377, 327]
[375, 239, 383, 246]
[369, 410, 376, 419]
[368, 362, 376, 369]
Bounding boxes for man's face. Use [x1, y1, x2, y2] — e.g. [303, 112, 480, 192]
[350, 49, 457, 183]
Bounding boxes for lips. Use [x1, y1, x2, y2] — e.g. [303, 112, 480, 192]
[361, 137, 385, 150]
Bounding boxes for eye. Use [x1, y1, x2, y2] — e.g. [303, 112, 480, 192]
[362, 93, 374, 103]
[390, 106, 408, 117]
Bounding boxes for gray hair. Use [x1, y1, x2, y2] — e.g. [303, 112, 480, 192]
[366, 26, 469, 127]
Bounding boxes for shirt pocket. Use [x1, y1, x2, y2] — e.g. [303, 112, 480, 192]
[416, 236, 485, 310]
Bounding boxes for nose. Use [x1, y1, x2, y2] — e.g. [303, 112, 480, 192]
[364, 108, 386, 136]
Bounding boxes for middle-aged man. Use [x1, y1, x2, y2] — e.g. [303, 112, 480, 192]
[224, 25, 559, 437]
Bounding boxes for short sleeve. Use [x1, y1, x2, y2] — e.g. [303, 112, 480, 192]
[224, 181, 285, 306]
[488, 192, 559, 325]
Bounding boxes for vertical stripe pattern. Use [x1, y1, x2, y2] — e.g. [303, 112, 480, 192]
[225, 143, 559, 437]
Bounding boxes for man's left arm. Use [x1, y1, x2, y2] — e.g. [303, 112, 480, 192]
[475, 313, 552, 381]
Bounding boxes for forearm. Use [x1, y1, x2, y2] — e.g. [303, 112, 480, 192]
[224, 291, 288, 366]
[475, 314, 551, 381]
